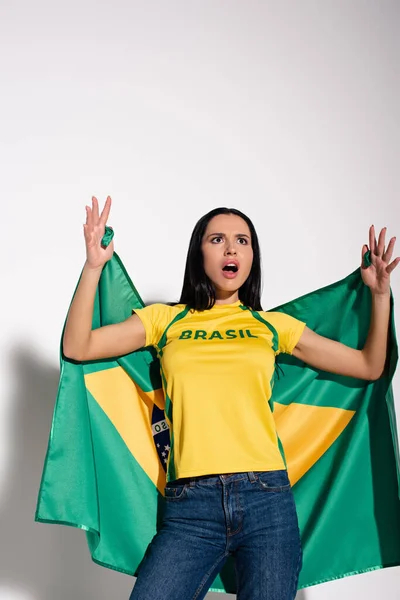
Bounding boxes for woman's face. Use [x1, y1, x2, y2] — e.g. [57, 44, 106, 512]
[201, 213, 254, 303]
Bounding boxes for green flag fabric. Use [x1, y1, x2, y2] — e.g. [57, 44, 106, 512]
[35, 236, 400, 594]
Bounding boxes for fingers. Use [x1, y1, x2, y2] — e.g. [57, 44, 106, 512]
[85, 196, 111, 229]
[92, 196, 99, 222]
[377, 226, 386, 256]
[85, 204, 93, 230]
[369, 225, 376, 255]
[83, 206, 94, 245]
[367, 225, 399, 274]
[99, 195, 112, 226]
[361, 244, 369, 267]
[369, 225, 391, 258]
[386, 257, 400, 275]
[383, 236, 396, 263]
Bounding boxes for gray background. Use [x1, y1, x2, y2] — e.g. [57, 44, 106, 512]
[1, 1, 399, 598]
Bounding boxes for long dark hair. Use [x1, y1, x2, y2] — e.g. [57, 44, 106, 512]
[171, 207, 263, 311]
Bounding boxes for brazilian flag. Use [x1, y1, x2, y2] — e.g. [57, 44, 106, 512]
[35, 230, 400, 594]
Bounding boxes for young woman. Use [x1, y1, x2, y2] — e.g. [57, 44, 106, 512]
[63, 196, 398, 600]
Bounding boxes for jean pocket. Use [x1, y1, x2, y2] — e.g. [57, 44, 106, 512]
[164, 482, 189, 500]
[255, 469, 291, 492]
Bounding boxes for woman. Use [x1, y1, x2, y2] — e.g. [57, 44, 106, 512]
[63, 196, 398, 600]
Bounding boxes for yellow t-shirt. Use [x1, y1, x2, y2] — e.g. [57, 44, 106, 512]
[133, 300, 306, 482]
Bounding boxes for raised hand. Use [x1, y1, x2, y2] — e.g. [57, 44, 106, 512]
[361, 225, 400, 295]
[83, 196, 114, 270]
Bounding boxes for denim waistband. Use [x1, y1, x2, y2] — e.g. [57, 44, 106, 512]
[171, 471, 275, 486]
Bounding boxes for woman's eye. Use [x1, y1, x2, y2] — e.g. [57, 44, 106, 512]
[211, 236, 248, 244]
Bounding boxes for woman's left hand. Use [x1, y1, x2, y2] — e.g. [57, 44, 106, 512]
[361, 225, 400, 295]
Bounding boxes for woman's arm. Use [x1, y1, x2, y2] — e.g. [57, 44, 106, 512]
[63, 262, 146, 361]
[292, 225, 399, 381]
[292, 293, 389, 380]
[63, 196, 146, 361]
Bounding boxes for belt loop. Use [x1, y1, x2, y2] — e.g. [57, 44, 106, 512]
[189, 478, 195, 488]
[247, 471, 257, 483]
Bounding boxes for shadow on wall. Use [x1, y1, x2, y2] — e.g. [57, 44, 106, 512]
[0, 345, 132, 600]
[0, 343, 307, 600]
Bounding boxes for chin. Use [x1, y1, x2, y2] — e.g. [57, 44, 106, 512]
[215, 282, 241, 292]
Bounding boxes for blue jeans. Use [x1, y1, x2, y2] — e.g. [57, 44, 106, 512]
[129, 470, 302, 600]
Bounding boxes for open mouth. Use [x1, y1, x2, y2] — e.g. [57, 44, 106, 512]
[222, 264, 239, 278]
[222, 264, 239, 273]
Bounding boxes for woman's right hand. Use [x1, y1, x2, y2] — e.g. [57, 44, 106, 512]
[83, 196, 114, 270]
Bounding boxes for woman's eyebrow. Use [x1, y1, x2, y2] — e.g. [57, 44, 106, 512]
[206, 232, 250, 239]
